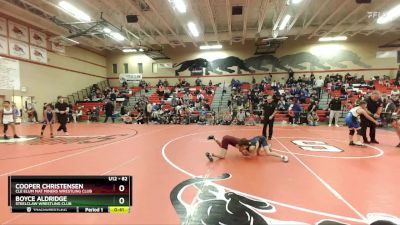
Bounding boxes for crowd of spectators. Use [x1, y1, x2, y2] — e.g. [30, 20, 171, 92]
[120, 78, 217, 125]
[68, 71, 399, 128]
[223, 72, 399, 127]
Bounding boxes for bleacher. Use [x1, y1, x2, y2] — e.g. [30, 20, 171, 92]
[147, 85, 217, 111]
[239, 83, 329, 123]
[75, 102, 105, 120]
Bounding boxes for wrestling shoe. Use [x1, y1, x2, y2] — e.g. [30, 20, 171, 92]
[207, 135, 215, 140]
[3, 135, 9, 140]
[349, 141, 355, 146]
[205, 152, 214, 162]
[335, 124, 340, 127]
[13, 135, 20, 139]
[370, 140, 379, 144]
[397, 143, 400, 148]
[281, 155, 289, 163]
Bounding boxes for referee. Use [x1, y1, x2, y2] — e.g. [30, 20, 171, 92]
[360, 91, 382, 144]
[55, 96, 69, 136]
[262, 96, 277, 140]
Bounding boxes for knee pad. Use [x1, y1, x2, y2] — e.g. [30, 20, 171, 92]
[356, 129, 362, 135]
[349, 130, 355, 135]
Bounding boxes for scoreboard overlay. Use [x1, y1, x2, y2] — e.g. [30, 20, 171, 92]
[8, 176, 132, 213]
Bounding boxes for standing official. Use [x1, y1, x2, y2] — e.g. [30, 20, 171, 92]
[104, 100, 115, 123]
[55, 96, 69, 135]
[315, 76, 324, 99]
[360, 91, 382, 144]
[328, 96, 342, 127]
[262, 96, 277, 140]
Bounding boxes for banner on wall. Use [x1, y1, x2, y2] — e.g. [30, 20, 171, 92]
[119, 73, 142, 83]
[0, 17, 6, 36]
[8, 21, 28, 43]
[29, 29, 47, 48]
[30, 45, 47, 63]
[9, 39, 29, 59]
[0, 36, 8, 55]
[51, 41, 66, 54]
[0, 57, 20, 90]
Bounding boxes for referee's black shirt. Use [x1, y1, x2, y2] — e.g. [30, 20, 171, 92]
[263, 102, 277, 117]
[55, 102, 69, 118]
[329, 99, 342, 111]
[366, 97, 382, 114]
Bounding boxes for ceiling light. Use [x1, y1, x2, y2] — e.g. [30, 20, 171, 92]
[59, 1, 91, 22]
[139, 48, 144, 52]
[279, 15, 291, 31]
[199, 44, 222, 50]
[377, 4, 400, 24]
[318, 36, 348, 42]
[170, 0, 186, 13]
[103, 28, 111, 33]
[109, 32, 125, 42]
[122, 49, 137, 53]
[291, 0, 303, 4]
[187, 22, 199, 37]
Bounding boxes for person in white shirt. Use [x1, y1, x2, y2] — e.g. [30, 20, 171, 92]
[237, 109, 246, 125]
[307, 111, 319, 126]
[0, 101, 20, 139]
[315, 76, 325, 99]
[391, 87, 399, 96]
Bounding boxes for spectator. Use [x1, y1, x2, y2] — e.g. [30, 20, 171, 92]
[104, 100, 115, 123]
[292, 99, 302, 125]
[277, 97, 287, 111]
[195, 77, 202, 86]
[308, 111, 319, 126]
[222, 111, 232, 125]
[307, 99, 318, 114]
[391, 86, 399, 96]
[237, 109, 246, 125]
[315, 76, 324, 99]
[163, 79, 169, 87]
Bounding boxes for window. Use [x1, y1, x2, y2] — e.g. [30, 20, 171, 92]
[124, 63, 129, 73]
[112, 64, 117, 74]
[138, 63, 143, 74]
[152, 63, 158, 73]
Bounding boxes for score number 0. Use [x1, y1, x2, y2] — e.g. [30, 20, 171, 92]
[118, 184, 125, 204]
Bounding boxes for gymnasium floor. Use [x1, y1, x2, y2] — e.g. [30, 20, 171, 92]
[0, 123, 399, 225]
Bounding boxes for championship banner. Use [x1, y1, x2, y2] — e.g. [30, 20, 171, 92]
[51, 42, 66, 54]
[9, 176, 132, 213]
[30, 45, 48, 63]
[119, 73, 142, 83]
[9, 39, 29, 60]
[8, 21, 28, 43]
[29, 29, 47, 48]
